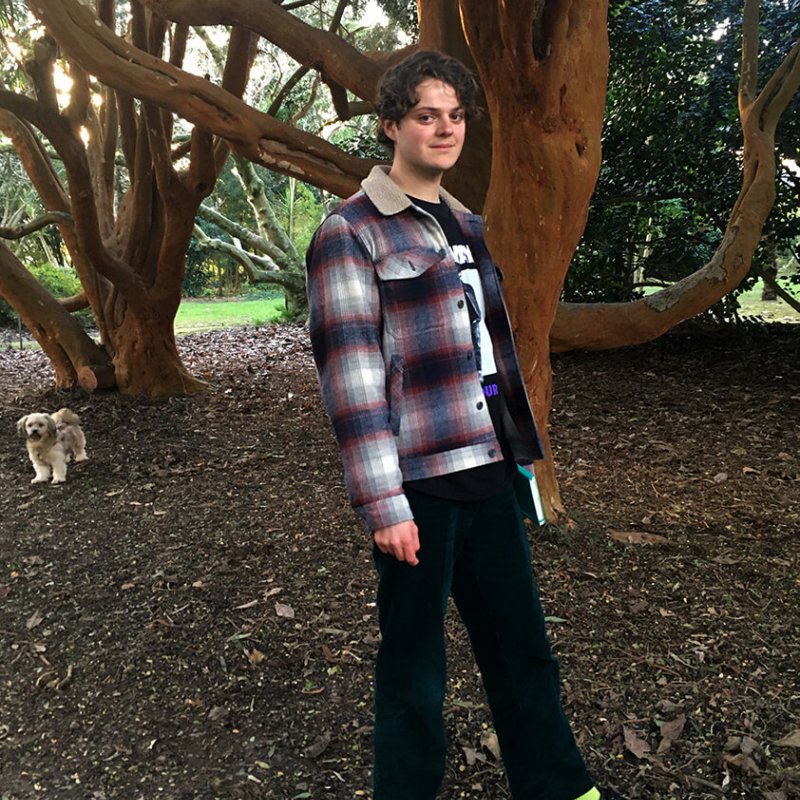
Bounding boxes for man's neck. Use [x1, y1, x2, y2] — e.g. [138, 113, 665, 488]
[387, 165, 443, 203]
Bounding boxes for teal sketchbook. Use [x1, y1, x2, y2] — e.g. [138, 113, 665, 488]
[514, 465, 546, 526]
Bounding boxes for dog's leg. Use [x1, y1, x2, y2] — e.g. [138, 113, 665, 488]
[51, 458, 67, 483]
[74, 432, 88, 462]
[31, 460, 51, 484]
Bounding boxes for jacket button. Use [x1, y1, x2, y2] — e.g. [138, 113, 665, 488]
[467, 350, 474, 360]
[457, 300, 465, 309]
[488, 449, 497, 458]
[476, 401, 484, 410]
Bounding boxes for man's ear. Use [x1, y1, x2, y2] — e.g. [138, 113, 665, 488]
[381, 118, 398, 142]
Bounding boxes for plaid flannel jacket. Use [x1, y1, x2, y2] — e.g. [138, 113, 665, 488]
[306, 166, 543, 531]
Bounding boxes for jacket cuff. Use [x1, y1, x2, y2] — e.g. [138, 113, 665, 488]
[357, 492, 414, 533]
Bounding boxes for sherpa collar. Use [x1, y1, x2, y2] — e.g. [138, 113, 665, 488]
[361, 165, 472, 216]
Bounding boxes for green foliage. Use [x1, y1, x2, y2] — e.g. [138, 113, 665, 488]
[378, 0, 418, 37]
[330, 118, 386, 160]
[0, 262, 93, 328]
[567, 0, 800, 319]
[278, 178, 325, 253]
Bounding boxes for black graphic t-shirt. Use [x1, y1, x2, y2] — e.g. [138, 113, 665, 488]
[403, 196, 515, 501]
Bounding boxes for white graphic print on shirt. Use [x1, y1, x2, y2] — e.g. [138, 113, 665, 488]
[449, 244, 497, 380]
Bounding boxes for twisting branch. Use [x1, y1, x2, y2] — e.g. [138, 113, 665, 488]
[27, 0, 375, 197]
[138, 0, 382, 101]
[192, 224, 306, 295]
[197, 203, 290, 267]
[0, 211, 73, 240]
[753, 39, 800, 131]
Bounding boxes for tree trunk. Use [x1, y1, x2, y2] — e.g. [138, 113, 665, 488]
[455, 0, 610, 522]
[110, 306, 206, 395]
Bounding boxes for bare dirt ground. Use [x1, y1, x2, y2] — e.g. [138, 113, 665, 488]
[0, 324, 798, 800]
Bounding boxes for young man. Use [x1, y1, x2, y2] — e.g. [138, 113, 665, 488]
[306, 50, 627, 800]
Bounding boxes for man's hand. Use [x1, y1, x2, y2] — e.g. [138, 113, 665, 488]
[374, 520, 420, 566]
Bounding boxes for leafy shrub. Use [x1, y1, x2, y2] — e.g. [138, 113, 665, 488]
[0, 263, 94, 328]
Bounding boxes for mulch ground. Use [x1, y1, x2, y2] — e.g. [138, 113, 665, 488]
[0, 324, 798, 800]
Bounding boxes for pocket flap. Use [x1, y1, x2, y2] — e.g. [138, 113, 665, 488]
[375, 248, 445, 281]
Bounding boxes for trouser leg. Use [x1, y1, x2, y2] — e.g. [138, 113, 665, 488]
[372, 490, 463, 800]
[451, 486, 595, 800]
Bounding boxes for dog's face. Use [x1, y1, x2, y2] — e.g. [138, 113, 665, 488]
[17, 413, 57, 442]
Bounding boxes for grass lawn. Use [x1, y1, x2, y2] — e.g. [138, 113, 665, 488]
[2, 283, 797, 351]
[173, 283, 797, 335]
[174, 296, 287, 334]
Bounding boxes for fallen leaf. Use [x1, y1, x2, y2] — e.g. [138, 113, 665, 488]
[609, 531, 668, 546]
[275, 602, 295, 619]
[26, 609, 44, 630]
[722, 752, 760, 775]
[321, 643, 336, 662]
[657, 714, 686, 754]
[742, 466, 760, 476]
[623, 726, 652, 760]
[248, 648, 266, 665]
[774, 729, 800, 748]
[304, 731, 331, 759]
[480, 730, 501, 761]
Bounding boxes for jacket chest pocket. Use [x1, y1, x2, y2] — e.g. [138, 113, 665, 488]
[375, 248, 460, 336]
[375, 247, 446, 281]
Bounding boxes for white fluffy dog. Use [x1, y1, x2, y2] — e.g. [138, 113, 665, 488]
[16, 407, 88, 484]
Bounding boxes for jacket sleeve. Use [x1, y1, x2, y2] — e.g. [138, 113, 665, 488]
[306, 213, 413, 532]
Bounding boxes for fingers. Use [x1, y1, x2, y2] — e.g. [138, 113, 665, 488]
[374, 521, 420, 566]
[403, 524, 420, 565]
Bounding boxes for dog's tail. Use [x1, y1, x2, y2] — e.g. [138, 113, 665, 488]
[53, 407, 81, 425]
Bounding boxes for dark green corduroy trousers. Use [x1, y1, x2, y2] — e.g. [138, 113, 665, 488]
[372, 485, 595, 800]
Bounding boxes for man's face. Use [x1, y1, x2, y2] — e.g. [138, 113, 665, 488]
[382, 78, 466, 180]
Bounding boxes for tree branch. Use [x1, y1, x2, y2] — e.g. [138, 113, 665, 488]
[28, 0, 376, 197]
[0, 89, 148, 304]
[753, 38, 800, 133]
[751, 267, 800, 314]
[197, 203, 292, 267]
[192, 223, 305, 294]
[138, 0, 383, 101]
[739, 0, 760, 109]
[0, 211, 73, 240]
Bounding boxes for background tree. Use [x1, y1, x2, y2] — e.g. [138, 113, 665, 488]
[0, 0, 797, 519]
[566, 0, 800, 318]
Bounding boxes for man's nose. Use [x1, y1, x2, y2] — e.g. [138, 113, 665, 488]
[436, 116, 453, 135]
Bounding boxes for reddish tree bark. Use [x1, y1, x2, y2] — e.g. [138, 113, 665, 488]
[453, 0, 610, 521]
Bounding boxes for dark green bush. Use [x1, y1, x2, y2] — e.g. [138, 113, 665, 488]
[0, 263, 94, 328]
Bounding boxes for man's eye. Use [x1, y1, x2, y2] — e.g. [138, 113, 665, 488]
[418, 114, 434, 122]
[451, 112, 465, 122]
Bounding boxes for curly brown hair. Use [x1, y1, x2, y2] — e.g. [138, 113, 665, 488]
[375, 50, 481, 151]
